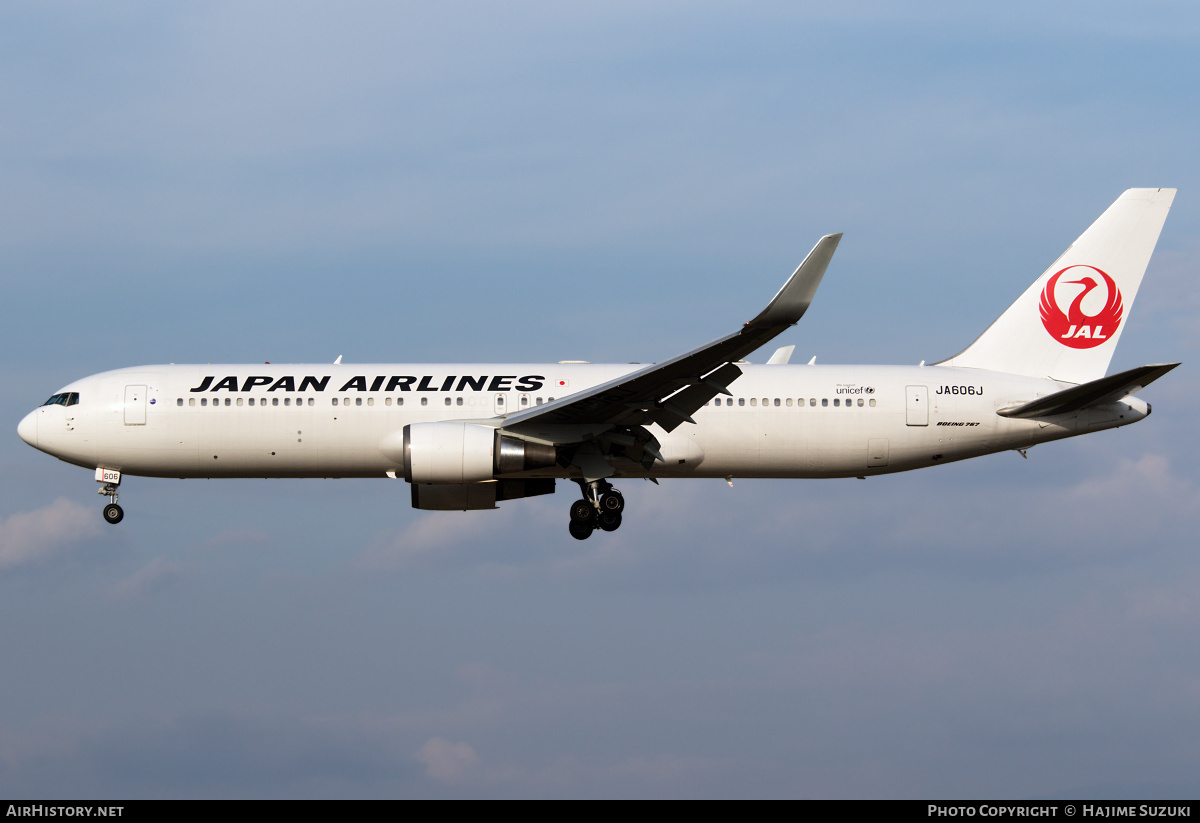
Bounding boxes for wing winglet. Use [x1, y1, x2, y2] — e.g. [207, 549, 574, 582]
[767, 345, 795, 365]
[750, 234, 842, 327]
[500, 234, 841, 438]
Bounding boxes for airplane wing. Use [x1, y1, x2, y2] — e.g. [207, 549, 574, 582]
[502, 233, 841, 442]
[996, 362, 1179, 419]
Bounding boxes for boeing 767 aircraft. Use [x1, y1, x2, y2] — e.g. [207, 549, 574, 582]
[18, 189, 1178, 539]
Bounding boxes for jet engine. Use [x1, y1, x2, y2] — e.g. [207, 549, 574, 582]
[395, 421, 492, 484]
[389, 422, 559, 485]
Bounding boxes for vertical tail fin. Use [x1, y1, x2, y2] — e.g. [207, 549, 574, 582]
[937, 188, 1176, 384]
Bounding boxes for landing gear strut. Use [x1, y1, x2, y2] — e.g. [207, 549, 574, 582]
[567, 479, 624, 539]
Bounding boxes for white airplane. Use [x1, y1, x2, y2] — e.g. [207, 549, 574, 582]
[18, 189, 1179, 539]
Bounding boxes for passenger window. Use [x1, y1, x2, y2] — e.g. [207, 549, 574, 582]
[177, 398, 183, 406]
[774, 398, 780, 406]
[445, 397, 451, 406]
[332, 398, 338, 406]
[355, 397, 362, 406]
[750, 398, 757, 407]
[536, 398, 543, 405]
[762, 398, 768, 406]
[385, 397, 392, 406]
[397, 398, 403, 406]
[857, 398, 863, 407]
[189, 398, 196, 407]
[521, 396, 528, 406]
[833, 398, 839, 407]
[201, 398, 207, 406]
[458, 397, 464, 406]
[343, 397, 349, 406]
[249, 398, 255, 406]
[271, 398, 277, 406]
[367, 397, 374, 407]
[308, 398, 314, 406]
[285, 398, 291, 406]
[821, 398, 828, 407]
[236, 398, 243, 406]
[786, 398, 792, 407]
[421, 397, 427, 406]
[738, 398, 745, 406]
[869, 398, 876, 407]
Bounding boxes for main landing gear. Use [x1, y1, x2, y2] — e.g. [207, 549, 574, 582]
[568, 479, 625, 540]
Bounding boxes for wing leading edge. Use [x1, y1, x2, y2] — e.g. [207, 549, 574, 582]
[502, 233, 842, 440]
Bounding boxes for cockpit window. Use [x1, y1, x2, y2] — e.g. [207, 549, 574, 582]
[41, 393, 79, 407]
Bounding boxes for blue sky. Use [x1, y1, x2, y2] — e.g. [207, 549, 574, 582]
[2, 2, 1199, 797]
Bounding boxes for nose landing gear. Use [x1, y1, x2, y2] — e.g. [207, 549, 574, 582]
[96, 468, 123, 524]
[567, 479, 625, 539]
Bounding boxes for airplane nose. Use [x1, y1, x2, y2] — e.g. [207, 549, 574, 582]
[17, 411, 37, 448]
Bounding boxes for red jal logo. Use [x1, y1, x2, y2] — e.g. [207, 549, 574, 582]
[1039, 265, 1123, 349]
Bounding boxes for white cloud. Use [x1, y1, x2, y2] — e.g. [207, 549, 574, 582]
[104, 556, 192, 601]
[355, 508, 515, 572]
[0, 498, 101, 572]
[416, 737, 479, 784]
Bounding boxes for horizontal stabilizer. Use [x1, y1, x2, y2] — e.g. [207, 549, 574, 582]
[997, 363, 1179, 419]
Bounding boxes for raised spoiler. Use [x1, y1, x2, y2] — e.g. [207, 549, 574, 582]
[996, 363, 1180, 419]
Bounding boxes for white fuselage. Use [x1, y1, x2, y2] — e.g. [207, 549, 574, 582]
[19, 362, 1149, 481]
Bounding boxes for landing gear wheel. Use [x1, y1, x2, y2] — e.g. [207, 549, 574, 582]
[569, 499, 595, 523]
[598, 510, 622, 532]
[569, 519, 594, 540]
[600, 491, 624, 513]
[103, 503, 124, 524]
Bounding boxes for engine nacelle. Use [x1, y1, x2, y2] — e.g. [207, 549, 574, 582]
[384, 423, 560, 484]
[399, 422, 496, 484]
